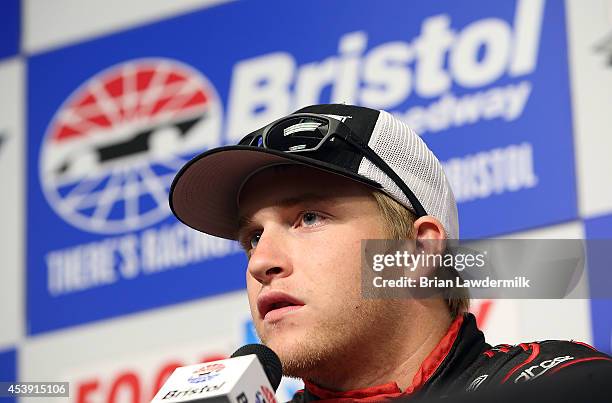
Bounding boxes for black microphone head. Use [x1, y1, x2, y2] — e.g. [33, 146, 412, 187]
[231, 343, 283, 391]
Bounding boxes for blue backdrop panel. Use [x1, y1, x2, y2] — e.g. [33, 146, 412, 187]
[27, 0, 576, 334]
[0, 348, 17, 403]
[585, 214, 612, 354]
[0, 0, 19, 60]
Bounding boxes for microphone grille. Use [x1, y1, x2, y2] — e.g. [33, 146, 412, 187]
[231, 344, 283, 391]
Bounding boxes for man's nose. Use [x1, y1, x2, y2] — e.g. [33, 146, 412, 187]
[247, 228, 293, 284]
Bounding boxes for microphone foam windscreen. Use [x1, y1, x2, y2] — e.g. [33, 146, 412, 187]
[231, 343, 283, 391]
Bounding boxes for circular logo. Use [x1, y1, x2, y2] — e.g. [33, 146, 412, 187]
[39, 58, 222, 233]
[188, 363, 226, 384]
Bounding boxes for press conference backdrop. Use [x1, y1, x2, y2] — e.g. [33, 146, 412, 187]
[0, 0, 611, 402]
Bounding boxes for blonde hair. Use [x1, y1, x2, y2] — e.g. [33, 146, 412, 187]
[371, 191, 469, 318]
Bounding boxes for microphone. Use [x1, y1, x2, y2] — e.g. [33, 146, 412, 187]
[151, 344, 282, 403]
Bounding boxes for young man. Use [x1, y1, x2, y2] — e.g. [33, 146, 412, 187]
[170, 104, 611, 401]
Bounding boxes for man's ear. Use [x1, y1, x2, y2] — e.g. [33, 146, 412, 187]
[414, 216, 446, 255]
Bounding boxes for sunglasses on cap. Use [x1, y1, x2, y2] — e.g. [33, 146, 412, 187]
[238, 113, 428, 218]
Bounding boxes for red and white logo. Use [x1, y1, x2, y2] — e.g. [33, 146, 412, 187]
[39, 58, 222, 233]
[188, 363, 226, 383]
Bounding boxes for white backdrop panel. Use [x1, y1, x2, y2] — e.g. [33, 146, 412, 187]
[23, 0, 234, 54]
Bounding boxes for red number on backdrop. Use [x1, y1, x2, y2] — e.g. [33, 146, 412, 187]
[77, 380, 99, 403]
[76, 353, 229, 403]
[107, 371, 140, 403]
[151, 361, 183, 400]
[472, 300, 494, 328]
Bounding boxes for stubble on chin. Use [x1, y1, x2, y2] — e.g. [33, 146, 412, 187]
[256, 299, 390, 381]
[259, 323, 336, 379]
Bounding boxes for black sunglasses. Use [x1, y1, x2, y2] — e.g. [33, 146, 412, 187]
[239, 113, 428, 217]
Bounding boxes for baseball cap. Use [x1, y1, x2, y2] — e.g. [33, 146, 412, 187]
[169, 104, 459, 239]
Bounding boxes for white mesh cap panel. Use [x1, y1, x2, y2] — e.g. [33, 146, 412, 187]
[357, 110, 459, 238]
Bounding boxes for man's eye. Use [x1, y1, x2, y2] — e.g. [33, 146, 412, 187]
[301, 212, 323, 227]
[249, 233, 262, 249]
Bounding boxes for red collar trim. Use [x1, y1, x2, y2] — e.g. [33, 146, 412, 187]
[303, 314, 465, 402]
[304, 380, 401, 401]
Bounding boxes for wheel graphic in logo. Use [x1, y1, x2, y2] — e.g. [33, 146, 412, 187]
[40, 59, 222, 233]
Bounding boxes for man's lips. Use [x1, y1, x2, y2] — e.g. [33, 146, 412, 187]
[257, 290, 305, 322]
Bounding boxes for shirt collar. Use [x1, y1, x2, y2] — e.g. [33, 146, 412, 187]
[301, 314, 467, 402]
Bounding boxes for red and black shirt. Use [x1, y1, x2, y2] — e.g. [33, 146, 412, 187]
[289, 313, 612, 402]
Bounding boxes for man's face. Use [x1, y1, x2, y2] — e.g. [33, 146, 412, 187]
[237, 165, 402, 378]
